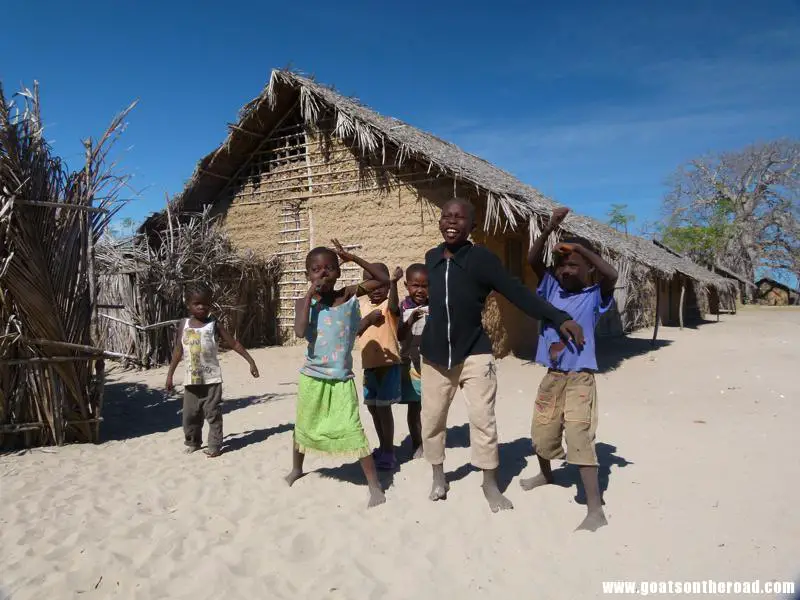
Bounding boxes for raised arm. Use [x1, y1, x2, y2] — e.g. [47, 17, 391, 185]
[567, 244, 618, 297]
[478, 248, 585, 346]
[294, 285, 316, 339]
[216, 322, 260, 378]
[331, 239, 390, 297]
[165, 321, 185, 391]
[388, 266, 403, 315]
[528, 207, 570, 281]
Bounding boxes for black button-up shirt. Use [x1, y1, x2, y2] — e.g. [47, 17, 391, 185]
[420, 242, 572, 368]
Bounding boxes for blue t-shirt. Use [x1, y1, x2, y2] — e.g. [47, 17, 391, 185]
[535, 271, 613, 372]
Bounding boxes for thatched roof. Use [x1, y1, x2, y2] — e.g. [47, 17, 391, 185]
[756, 277, 799, 294]
[142, 69, 733, 289]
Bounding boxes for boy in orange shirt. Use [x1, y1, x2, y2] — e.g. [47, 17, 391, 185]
[358, 263, 403, 470]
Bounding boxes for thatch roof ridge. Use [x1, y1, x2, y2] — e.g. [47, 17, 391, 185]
[142, 68, 732, 290]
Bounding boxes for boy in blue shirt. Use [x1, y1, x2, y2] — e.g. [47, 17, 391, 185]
[521, 206, 618, 531]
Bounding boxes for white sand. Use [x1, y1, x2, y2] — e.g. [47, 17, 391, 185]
[1, 307, 798, 599]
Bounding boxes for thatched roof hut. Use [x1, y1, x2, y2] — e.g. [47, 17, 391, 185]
[142, 69, 734, 353]
[756, 278, 799, 306]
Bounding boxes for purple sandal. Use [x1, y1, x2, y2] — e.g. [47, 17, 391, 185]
[375, 451, 397, 471]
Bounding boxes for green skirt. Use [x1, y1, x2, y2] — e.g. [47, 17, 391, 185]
[294, 374, 370, 458]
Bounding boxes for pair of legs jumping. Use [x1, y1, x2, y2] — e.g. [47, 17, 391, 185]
[421, 358, 606, 527]
[520, 369, 607, 531]
[367, 404, 422, 465]
[365, 361, 423, 469]
[285, 375, 385, 508]
[420, 354, 512, 512]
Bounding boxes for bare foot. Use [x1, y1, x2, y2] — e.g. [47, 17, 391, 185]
[576, 509, 608, 532]
[482, 483, 514, 513]
[204, 449, 222, 458]
[367, 485, 386, 508]
[482, 469, 513, 513]
[520, 473, 551, 491]
[284, 469, 304, 486]
[184, 446, 200, 454]
[429, 467, 449, 501]
[412, 445, 424, 460]
[429, 481, 449, 501]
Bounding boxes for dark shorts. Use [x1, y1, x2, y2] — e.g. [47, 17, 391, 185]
[363, 365, 402, 406]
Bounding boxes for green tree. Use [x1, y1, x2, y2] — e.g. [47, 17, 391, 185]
[607, 203, 635, 235]
[110, 216, 137, 239]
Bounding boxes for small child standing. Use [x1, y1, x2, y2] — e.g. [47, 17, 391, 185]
[397, 263, 429, 459]
[287, 240, 389, 508]
[521, 206, 618, 532]
[165, 283, 260, 457]
[357, 263, 403, 470]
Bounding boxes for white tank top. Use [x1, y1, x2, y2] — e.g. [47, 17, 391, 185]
[181, 319, 222, 385]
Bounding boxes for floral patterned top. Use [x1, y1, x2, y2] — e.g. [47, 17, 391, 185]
[300, 295, 361, 381]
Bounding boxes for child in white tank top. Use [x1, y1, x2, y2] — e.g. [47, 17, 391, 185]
[166, 283, 259, 457]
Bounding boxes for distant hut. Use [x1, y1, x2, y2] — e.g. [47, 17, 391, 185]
[142, 70, 734, 356]
[651, 240, 755, 321]
[756, 278, 800, 306]
[711, 264, 756, 308]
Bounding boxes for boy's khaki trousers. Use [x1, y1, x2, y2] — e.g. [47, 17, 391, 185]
[420, 354, 499, 470]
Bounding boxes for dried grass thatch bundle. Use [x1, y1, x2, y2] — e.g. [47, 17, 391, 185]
[96, 207, 280, 367]
[0, 82, 133, 447]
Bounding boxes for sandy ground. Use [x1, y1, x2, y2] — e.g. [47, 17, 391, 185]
[1, 307, 799, 600]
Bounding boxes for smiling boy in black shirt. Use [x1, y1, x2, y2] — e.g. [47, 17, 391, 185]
[420, 198, 584, 512]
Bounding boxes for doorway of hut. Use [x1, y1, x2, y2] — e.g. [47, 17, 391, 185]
[657, 275, 703, 328]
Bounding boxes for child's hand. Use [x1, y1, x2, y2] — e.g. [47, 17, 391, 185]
[165, 375, 174, 392]
[367, 309, 385, 327]
[559, 319, 585, 347]
[250, 363, 260, 378]
[550, 207, 570, 227]
[331, 239, 355, 264]
[391, 266, 403, 283]
[411, 308, 426, 322]
[554, 242, 575, 255]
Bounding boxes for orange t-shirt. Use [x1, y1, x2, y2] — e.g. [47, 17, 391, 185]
[358, 298, 401, 369]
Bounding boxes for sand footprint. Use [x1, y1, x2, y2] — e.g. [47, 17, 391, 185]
[288, 531, 317, 562]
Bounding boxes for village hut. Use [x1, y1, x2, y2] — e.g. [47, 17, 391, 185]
[95, 208, 281, 367]
[710, 264, 756, 309]
[0, 83, 133, 447]
[755, 278, 800, 306]
[140, 69, 735, 357]
[651, 240, 751, 323]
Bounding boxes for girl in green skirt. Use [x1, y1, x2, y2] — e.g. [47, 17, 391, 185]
[285, 240, 390, 508]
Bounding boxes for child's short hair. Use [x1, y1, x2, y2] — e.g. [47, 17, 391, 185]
[185, 282, 213, 302]
[406, 263, 427, 279]
[442, 197, 476, 223]
[305, 247, 339, 271]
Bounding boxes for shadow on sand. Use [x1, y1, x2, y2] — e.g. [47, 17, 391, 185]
[101, 381, 291, 442]
[318, 422, 630, 503]
[542, 443, 633, 505]
[433, 424, 632, 501]
[223, 423, 294, 453]
[317, 457, 396, 492]
[595, 337, 672, 373]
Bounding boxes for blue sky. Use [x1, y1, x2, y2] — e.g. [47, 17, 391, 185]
[3, 0, 799, 235]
